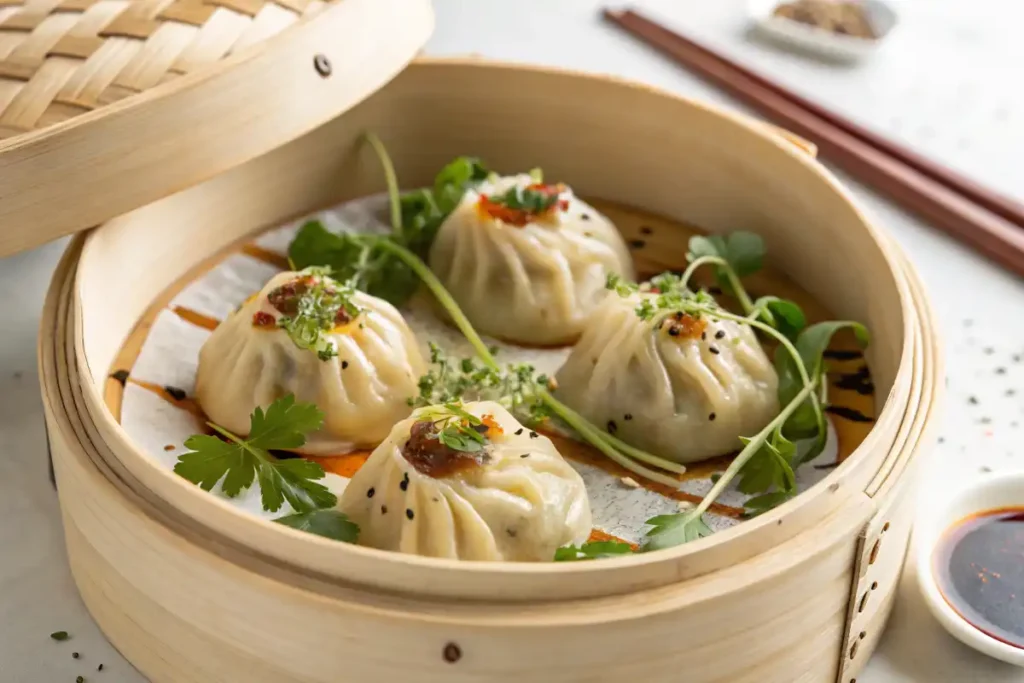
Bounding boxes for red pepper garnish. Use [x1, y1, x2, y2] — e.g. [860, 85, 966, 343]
[252, 311, 276, 328]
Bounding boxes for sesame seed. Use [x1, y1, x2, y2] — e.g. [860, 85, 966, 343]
[701, 332, 706, 340]
[624, 413, 633, 421]
[97, 665, 104, 672]
[72, 652, 80, 659]
[677, 500, 695, 511]
[996, 367, 1007, 375]
[709, 346, 720, 355]
[529, 431, 538, 438]
[640, 225, 653, 235]
[668, 326, 680, 337]
[366, 487, 375, 498]
[628, 239, 645, 249]
[406, 509, 415, 520]
[620, 476, 640, 489]
[968, 396, 979, 405]
[342, 360, 349, 369]
[520, 453, 530, 458]
[381, 505, 388, 514]
[715, 330, 726, 339]
[400, 473, 409, 491]
[581, 214, 591, 221]
[709, 413, 716, 421]
[515, 428, 524, 435]
[607, 420, 618, 434]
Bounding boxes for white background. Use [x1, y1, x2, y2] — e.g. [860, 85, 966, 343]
[3, 0, 1024, 680]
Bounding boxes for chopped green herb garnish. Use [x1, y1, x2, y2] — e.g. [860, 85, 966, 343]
[50, 631, 69, 641]
[416, 402, 490, 454]
[270, 267, 360, 361]
[554, 540, 634, 561]
[484, 184, 562, 213]
[274, 509, 359, 542]
[174, 395, 336, 514]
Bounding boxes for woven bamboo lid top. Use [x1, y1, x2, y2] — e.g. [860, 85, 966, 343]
[0, 0, 434, 256]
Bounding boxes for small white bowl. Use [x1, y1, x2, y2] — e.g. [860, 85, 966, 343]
[915, 471, 1024, 667]
[748, 0, 898, 62]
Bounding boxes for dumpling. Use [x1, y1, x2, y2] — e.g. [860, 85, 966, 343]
[195, 269, 425, 455]
[553, 291, 780, 464]
[338, 401, 591, 561]
[428, 173, 634, 346]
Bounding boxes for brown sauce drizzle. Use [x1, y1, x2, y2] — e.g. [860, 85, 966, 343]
[241, 244, 291, 270]
[401, 420, 487, 478]
[935, 508, 1024, 649]
[546, 431, 744, 519]
[588, 528, 637, 549]
[128, 379, 205, 419]
[171, 306, 220, 331]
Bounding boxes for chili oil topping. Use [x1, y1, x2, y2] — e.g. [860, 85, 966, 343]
[477, 182, 569, 227]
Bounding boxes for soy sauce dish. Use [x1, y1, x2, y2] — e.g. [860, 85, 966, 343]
[917, 472, 1024, 666]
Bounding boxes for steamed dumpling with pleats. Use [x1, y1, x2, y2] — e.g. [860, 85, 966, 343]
[554, 290, 779, 464]
[339, 401, 591, 561]
[195, 268, 425, 455]
[428, 173, 634, 345]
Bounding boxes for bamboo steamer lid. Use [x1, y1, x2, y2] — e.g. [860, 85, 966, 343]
[0, 0, 433, 257]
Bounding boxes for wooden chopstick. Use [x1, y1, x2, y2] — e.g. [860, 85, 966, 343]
[603, 8, 1024, 276]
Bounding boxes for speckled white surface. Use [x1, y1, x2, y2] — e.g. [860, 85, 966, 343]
[2, 0, 1024, 681]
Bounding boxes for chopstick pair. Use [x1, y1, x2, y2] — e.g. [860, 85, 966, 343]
[603, 8, 1024, 276]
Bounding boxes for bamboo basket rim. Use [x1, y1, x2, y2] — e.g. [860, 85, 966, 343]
[41, 232, 942, 623]
[62, 61, 926, 597]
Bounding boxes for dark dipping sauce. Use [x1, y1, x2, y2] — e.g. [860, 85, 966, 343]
[935, 507, 1024, 649]
[401, 420, 486, 478]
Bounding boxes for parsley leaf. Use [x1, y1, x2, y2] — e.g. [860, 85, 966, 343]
[174, 395, 336, 513]
[554, 540, 634, 561]
[743, 490, 797, 517]
[736, 430, 797, 501]
[274, 509, 359, 542]
[641, 512, 714, 552]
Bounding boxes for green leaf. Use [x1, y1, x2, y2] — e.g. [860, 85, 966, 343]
[723, 231, 765, 277]
[687, 234, 728, 263]
[174, 396, 335, 514]
[795, 321, 870, 379]
[743, 490, 796, 517]
[753, 296, 806, 341]
[736, 430, 797, 495]
[432, 156, 490, 214]
[554, 540, 633, 561]
[641, 512, 714, 551]
[274, 509, 359, 543]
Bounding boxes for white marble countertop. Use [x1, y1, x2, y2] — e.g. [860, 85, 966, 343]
[3, 0, 1024, 680]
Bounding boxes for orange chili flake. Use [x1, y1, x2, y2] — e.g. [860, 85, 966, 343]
[663, 312, 707, 340]
[478, 183, 567, 227]
[252, 311, 276, 328]
[481, 414, 504, 437]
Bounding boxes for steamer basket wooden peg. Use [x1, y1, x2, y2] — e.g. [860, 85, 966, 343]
[20, 2, 942, 679]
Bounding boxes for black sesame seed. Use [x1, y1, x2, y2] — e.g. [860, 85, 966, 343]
[624, 413, 633, 421]
[628, 239, 646, 249]
[72, 652, 80, 659]
[520, 453, 530, 458]
[701, 332, 707, 341]
[406, 509, 415, 520]
[529, 431, 538, 438]
[341, 360, 349, 369]
[164, 385, 187, 401]
[668, 326, 680, 337]
[709, 413, 716, 421]
[709, 346, 720, 355]
[968, 396, 979, 405]
[607, 420, 618, 434]
[76, 677, 84, 683]
[97, 665, 104, 672]
[400, 473, 409, 491]
[381, 505, 388, 514]
[715, 330, 726, 339]
[515, 428, 524, 435]
[581, 214, 591, 221]
[366, 487, 375, 498]
[640, 225, 653, 235]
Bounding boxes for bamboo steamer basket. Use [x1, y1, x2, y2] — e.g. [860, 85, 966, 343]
[34, 56, 946, 682]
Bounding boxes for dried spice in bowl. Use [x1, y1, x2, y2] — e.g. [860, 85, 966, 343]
[773, 0, 876, 39]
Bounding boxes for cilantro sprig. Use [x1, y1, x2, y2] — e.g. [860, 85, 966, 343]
[274, 509, 359, 542]
[174, 395, 336, 514]
[553, 540, 634, 561]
